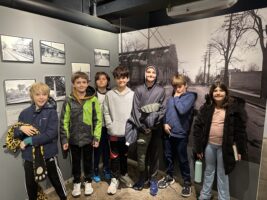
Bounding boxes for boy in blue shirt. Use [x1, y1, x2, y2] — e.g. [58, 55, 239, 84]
[159, 74, 196, 198]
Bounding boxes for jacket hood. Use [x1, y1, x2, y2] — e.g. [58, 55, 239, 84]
[85, 85, 96, 98]
[113, 86, 132, 96]
[71, 85, 96, 102]
[144, 65, 159, 88]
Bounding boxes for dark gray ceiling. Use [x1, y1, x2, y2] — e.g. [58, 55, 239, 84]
[1, 0, 267, 33]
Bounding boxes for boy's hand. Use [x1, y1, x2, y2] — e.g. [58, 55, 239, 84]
[63, 143, 69, 150]
[20, 141, 26, 150]
[164, 124, 171, 134]
[20, 125, 37, 136]
[93, 141, 99, 148]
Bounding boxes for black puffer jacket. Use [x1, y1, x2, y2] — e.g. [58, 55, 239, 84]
[193, 96, 248, 174]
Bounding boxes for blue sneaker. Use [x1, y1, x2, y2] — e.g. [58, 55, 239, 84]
[92, 175, 101, 183]
[149, 179, 158, 196]
[103, 170, 112, 180]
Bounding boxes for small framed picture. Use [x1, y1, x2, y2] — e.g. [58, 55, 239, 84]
[40, 40, 65, 64]
[94, 48, 110, 67]
[4, 79, 36, 105]
[44, 76, 66, 101]
[71, 63, 91, 80]
[0, 35, 34, 62]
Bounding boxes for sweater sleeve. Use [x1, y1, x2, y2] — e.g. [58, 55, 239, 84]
[103, 93, 113, 128]
[32, 109, 58, 146]
[174, 93, 196, 115]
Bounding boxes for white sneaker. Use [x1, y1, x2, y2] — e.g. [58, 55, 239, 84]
[84, 182, 94, 196]
[107, 178, 119, 195]
[72, 182, 81, 197]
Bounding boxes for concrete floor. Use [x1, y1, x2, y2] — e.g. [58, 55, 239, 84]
[47, 163, 240, 200]
[47, 164, 199, 200]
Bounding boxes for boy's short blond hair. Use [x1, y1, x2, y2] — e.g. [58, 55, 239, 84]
[29, 82, 50, 100]
[171, 74, 187, 87]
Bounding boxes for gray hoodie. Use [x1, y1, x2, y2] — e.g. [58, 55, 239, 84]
[103, 86, 134, 137]
[125, 65, 166, 145]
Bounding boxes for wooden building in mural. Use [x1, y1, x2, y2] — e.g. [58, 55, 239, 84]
[119, 44, 178, 87]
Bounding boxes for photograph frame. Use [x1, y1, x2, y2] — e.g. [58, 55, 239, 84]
[4, 79, 36, 105]
[94, 48, 110, 67]
[71, 62, 91, 80]
[0, 34, 34, 63]
[44, 76, 66, 101]
[40, 40, 66, 64]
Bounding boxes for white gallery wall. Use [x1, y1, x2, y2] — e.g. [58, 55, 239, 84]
[0, 6, 118, 200]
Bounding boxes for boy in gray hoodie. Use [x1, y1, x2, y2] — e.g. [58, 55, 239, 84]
[130, 65, 165, 196]
[103, 66, 134, 195]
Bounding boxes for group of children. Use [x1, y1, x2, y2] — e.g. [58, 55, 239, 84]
[14, 64, 247, 200]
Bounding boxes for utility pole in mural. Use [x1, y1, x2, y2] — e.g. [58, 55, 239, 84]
[243, 10, 267, 99]
[210, 13, 247, 87]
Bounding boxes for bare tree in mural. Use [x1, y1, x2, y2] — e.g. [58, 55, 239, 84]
[210, 13, 249, 86]
[243, 10, 267, 99]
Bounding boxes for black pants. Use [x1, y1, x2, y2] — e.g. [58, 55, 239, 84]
[109, 136, 128, 179]
[137, 128, 162, 180]
[70, 144, 93, 183]
[93, 127, 110, 174]
[163, 135, 191, 184]
[24, 157, 67, 200]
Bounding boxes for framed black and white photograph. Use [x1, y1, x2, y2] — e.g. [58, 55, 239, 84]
[94, 48, 110, 67]
[40, 40, 65, 64]
[4, 79, 35, 105]
[71, 63, 91, 80]
[0, 35, 34, 62]
[44, 76, 66, 101]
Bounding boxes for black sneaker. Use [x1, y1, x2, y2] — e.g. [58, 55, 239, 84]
[181, 185, 191, 197]
[158, 175, 175, 189]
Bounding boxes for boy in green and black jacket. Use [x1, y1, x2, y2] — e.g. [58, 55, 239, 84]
[60, 71, 102, 198]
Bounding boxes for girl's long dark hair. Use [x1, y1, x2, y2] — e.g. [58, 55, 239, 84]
[209, 81, 231, 108]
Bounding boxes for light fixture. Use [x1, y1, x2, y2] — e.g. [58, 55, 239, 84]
[167, 0, 238, 18]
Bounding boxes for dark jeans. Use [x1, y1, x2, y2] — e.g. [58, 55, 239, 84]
[70, 144, 93, 183]
[137, 128, 161, 180]
[24, 158, 67, 200]
[93, 127, 110, 174]
[163, 135, 191, 184]
[109, 136, 128, 179]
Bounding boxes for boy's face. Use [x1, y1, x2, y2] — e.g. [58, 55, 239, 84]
[96, 75, 108, 89]
[73, 77, 89, 93]
[145, 68, 156, 83]
[33, 91, 48, 108]
[175, 84, 187, 95]
[115, 76, 129, 89]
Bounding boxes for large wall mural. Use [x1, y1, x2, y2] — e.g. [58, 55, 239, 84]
[119, 8, 267, 200]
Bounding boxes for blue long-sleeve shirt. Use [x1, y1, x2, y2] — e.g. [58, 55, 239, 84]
[164, 92, 197, 138]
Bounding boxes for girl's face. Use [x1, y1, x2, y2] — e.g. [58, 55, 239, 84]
[96, 75, 108, 89]
[33, 91, 48, 108]
[73, 77, 89, 94]
[145, 68, 156, 83]
[213, 86, 226, 105]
